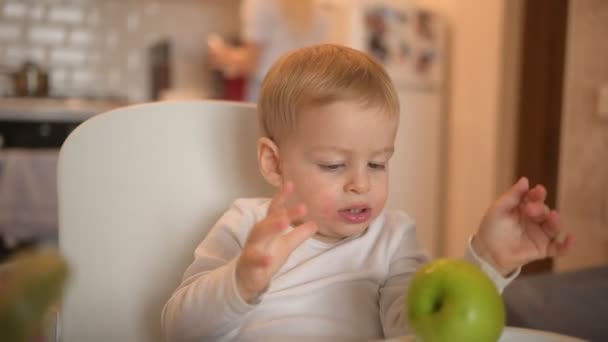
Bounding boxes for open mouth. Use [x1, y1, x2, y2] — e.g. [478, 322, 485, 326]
[339, 206, 371, 224]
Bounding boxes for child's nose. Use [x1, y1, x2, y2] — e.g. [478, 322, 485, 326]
[345, 170, 370, 194]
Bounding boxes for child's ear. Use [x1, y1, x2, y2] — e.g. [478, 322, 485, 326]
[257, 137, 282, 187]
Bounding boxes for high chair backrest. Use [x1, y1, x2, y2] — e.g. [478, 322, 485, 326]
[57, 101, 272, 342]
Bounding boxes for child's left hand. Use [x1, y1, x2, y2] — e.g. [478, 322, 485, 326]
[472, 177, 574, 276]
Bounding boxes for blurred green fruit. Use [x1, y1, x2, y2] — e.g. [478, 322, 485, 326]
[0, 248, 69, 342]
[406, 259, 505, 342]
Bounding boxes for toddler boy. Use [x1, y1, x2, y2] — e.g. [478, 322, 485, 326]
[162, 44, 571, 341]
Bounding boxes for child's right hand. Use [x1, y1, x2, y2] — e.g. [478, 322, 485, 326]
[235, 181, 318, 303]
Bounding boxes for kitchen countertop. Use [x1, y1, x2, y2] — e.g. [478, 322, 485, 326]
[0, 97, 129, 122]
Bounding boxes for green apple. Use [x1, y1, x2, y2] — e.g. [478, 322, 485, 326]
[406, 259, 505, 342]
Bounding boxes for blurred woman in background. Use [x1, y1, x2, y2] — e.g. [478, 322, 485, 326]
[208, 0, 329, 102]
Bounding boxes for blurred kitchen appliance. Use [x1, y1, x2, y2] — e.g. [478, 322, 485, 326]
[148, 40, 172, 101]
[12, 61, 49, 97]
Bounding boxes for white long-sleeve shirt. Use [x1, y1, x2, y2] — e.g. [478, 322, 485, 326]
[162, 198, 518, 341]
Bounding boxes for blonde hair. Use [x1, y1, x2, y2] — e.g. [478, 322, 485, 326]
[258, 44, 400, 143]
[278, 0, 314, 36]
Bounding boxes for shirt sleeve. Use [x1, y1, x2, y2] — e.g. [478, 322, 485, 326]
[161, 203, 259, 341]
[464, 236, 521, 293]
[378, 218, 429, 338]
[241, 0, 272, 43]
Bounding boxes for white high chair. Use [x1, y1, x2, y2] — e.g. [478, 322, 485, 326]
[57, 101, 272, 341]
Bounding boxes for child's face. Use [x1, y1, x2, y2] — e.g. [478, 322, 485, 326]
[279, 101, 398, 242]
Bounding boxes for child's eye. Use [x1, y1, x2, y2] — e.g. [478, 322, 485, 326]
[368, 162, 386, 170]
[318, 164, 344, 171]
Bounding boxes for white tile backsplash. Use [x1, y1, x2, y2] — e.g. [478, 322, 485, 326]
[0, 24, 20, 40]
[86, 52, 100, 64]
[143, 2, 159, 17]
[48, 6, 84, 24]
[28, 26, 66, 45]
[50, 69, 67, 84]
[29, 4, 46, 21]
[87, 9, 100, 26]
[126, 50, 141, 71]
[105, 30, 118, 49]
[3, 1, 27, 18]
[50, 48, 86, 65]
[6, 45, 45, 62]
[72, 70, 95, 85]
[106, 70, 120, 88]
[69, 29, 93, 45]
[0, 0, 240, 101]
[126, 12, 140, 32]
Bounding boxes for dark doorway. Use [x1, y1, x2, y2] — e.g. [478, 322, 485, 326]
[516, 0, 569, 275]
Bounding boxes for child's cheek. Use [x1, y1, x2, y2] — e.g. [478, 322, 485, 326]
[315, 190, 338, 219]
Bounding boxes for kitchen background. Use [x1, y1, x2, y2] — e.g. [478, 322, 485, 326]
[0, 0, 606, 275]
[0, 0, 451, 263]
[0, 0, 241, 100]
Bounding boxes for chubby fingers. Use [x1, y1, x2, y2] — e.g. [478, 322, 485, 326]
[540, 210, 567, 243]
[267, 181, 294, 215]
[494, 177, 530, 214]
[539, 210, 573, 257]
[521, 185, 550, 223]
[522, 202, 550, 223]
[525, 184, 547, 203]
[281, 221, 318, 252]
[248, 204, 307, 245]
[547, 233, 574, 258]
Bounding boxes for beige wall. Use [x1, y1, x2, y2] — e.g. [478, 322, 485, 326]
[556, 0, 608, 271]
[415, 0, 522, 257]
